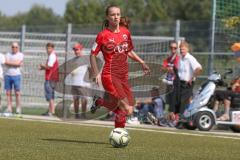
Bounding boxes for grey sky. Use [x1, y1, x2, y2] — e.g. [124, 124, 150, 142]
[0, 0, 68, 16]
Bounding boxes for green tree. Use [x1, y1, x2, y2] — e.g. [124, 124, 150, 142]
[25, 4, 63, 25]
[64, 0, 103, 24]
[0, 4, 64, 31]
[0, 11, 26, 30]
[64, 0, 211, 24]
[216, 0, 240, 19]
[106, 0, 170, 22]
[165, 0, 211, 20]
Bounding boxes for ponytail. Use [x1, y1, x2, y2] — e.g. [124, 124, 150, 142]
[102, 17, 130, 30]
[102, 19, 109, 30]
[120, 16, 130, 29]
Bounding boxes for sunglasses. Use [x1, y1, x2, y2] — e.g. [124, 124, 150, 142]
[170, 46, 177, 50]
[73, 47, 82, 50]
[12, 46, 18, 48]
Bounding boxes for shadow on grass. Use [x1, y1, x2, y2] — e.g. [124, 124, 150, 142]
[42, 138, 109, 145]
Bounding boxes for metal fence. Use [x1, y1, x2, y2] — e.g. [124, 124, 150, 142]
[0, 20, 237, 111]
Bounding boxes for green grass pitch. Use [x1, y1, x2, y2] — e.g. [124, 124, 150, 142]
[0, 118, 240, 160]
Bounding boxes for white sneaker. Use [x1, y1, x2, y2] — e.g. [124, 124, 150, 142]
[16, 107, 22, 114]
[162, 79, 173, 85]
[2, 112, 13, 117]
[127, 117, 140, 125]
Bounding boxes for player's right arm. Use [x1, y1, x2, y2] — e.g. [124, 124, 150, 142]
[90, 32, 103, 85]
[39, 53, 56, 70]
[90, 55, 101, 85]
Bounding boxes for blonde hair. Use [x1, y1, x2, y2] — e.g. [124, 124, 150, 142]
[11, 42, 19, 48]
[231, 42, 240, 52]
[180, 41, 192, 52]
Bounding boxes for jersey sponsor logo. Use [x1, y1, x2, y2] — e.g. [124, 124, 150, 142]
[103, 41, 131, 54]
[91, 42, 98, 52]
[114, 42, 129, 54]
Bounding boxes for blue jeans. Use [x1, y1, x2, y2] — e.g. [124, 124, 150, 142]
[44, 81, 56, 101]
[4, 75, 21, 91]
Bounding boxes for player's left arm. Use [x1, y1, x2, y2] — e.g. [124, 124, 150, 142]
[188, 57, 202, 85]
[128, 51, 150, 74]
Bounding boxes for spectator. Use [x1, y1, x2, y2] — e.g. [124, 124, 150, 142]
[4, 42, 24, 116]
[133, 101, 153, 124]
[39, 42, 59, 116]
[213, 42, 240, 121]
[162, 41, 180, 85]
[161, 41, 180, 121]
[169, 41, 202, 120]
[0, 52, 6, 111]
[151, 87, 165, 120]
[70, 43, 90, 119]
[146, 87, 165, 125]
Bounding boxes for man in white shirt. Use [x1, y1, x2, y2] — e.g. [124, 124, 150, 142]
[171, 41, 202, 117]
[0, 53, 5, 111]
[4, 42, 24, 115]
[70, 43, 90, 119]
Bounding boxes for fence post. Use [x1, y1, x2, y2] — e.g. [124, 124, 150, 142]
[65, 23, 72, 54]
[63, 23, 72, 120]
[209, 0, 216, 75]
[20, 25, 26, 52]
[175, 20, 180, 43]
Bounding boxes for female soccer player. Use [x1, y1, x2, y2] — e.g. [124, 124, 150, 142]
[90, 5, 150, 128]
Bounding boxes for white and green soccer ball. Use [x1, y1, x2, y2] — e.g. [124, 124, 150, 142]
[109, 128, 130, 148]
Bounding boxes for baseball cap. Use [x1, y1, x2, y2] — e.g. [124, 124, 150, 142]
[231, 42, 240, 57]
[73, 43, 83, 50]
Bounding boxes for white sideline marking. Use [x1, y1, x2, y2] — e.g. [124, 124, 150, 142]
[1, 116, 240, 140]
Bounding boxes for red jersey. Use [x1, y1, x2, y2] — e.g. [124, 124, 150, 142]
[91, 27, 134, 79]
[45, 53, 59, 81]
[162, 53, 180, 69]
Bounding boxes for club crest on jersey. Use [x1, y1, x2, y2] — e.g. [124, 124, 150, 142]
[123, 34, 128, 41]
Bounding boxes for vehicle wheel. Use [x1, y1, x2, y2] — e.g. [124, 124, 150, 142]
[195, 111, 214, 131]
[230, 125, 240, 133]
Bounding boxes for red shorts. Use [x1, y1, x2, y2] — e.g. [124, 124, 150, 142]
[101, 75, 135, 110]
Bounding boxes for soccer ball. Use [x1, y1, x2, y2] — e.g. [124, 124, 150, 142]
[109, 128, 130, 148]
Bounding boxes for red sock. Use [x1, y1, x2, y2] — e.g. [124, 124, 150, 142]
[114, 108, 127, 128]
[96, 96, 118, 111]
